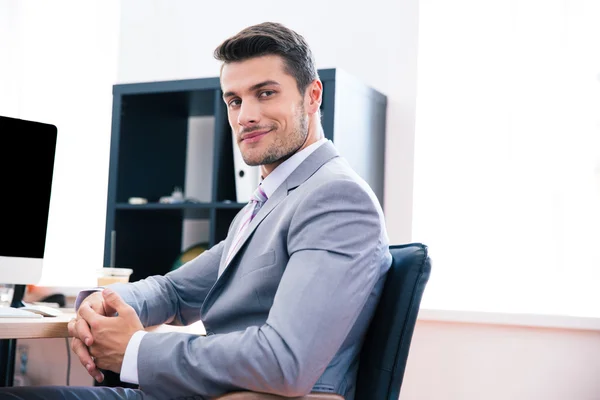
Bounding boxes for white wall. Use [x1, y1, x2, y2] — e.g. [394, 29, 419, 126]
[401, 321, 600, 400]
[0, 1, 21, 117]
[412, 0, 600, 318]
[117, 0, 420, 244]
[0, 1, 121, 287]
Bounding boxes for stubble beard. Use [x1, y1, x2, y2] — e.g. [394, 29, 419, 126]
[242, 103, 309, 167]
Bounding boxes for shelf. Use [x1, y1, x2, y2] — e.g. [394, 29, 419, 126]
[114, 202, 246, 219]
[115, 202, 210, 210]
[115, 202, 246, 210]
[214, 201, 248, 209]
[116, 202, 209, 219]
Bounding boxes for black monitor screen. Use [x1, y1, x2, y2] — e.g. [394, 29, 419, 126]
[0, 116, 57, 259]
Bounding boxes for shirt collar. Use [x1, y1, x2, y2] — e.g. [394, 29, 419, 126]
[260, 138, 328, 199]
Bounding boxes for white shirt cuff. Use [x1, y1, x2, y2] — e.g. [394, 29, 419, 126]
[120, 330, 147, 384]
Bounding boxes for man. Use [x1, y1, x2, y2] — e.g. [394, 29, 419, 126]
[1, 22, 391, 400]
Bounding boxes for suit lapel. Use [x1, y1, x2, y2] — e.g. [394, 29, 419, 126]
[220, 182, 289, 274]
[218, 141, 340, 276]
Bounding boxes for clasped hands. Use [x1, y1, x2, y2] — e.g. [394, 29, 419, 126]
[67, 288, 143, 383]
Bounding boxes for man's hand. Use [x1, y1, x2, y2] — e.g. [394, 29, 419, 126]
[78, 288, 144, 374]
[68, 291, 111, 382]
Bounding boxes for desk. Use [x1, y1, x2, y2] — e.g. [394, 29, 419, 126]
[0, 313, 74, 340]
[0, 313, 205, 340]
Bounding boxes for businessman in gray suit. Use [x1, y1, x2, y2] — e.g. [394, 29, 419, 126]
[1, 22, 391, 400]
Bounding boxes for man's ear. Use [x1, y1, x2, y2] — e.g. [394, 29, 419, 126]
[305, 79, 323, 115]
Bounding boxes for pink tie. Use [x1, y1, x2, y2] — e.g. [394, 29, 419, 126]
[225, 185, 268, 265]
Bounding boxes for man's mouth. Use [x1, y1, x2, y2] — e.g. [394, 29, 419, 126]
[241, 129, 271, 143]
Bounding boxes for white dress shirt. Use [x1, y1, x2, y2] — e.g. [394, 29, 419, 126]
[120, 137, 328, 384]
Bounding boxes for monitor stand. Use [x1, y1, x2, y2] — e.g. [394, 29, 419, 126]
[9, 284, 25, 308]
[0, 285, 33, 317]
[0, 284, 26, 387]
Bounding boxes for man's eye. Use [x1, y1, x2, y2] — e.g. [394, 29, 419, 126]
[259, 91, 275, 98]
[228, 99, 241, 107]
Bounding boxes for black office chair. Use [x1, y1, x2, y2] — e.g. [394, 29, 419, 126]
[216, 243, 432, 400]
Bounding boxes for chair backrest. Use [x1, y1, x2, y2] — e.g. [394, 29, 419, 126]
[355, 243, 431, 400]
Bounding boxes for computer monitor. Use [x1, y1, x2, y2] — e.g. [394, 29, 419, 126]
[0, 116, 57, 285]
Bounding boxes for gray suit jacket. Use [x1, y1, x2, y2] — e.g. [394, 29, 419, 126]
[112, 141, 392, 400]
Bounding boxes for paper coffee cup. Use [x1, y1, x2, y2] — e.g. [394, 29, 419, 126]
[97, 267, 133, 287]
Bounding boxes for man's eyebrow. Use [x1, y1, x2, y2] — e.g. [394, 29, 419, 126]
[222, 80, 281, 99]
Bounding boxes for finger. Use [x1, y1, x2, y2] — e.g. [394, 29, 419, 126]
[87, 297, 105, 314]
[87, 346, 105, 383]
[82, 291, 114, 317]
[94, 370, 105, 383]
[72, 339, 104, 382]
[88, 363, 104, 383]
[74, 317, 94, 346]
[71, 337, 95, 370]
[78, 303, 103, 327]
[67, 319, 76, 337]
[101, 288, 131, 315]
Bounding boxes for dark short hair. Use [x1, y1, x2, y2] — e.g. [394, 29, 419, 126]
[214, 22, 319, 94]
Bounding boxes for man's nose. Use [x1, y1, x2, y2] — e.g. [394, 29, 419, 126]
[237, 100, 260, 127]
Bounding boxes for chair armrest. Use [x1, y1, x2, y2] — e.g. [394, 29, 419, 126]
[213, 392, 344, 400]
